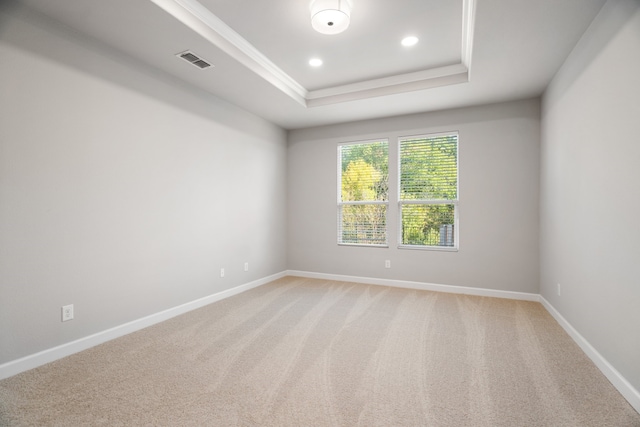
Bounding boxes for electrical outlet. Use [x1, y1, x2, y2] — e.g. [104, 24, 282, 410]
[385, 260, 391, 269]
[62, 304, 74, 322]
[557, 283, 561, 296]
[220, 268, 225, 278]
[244, 262, 249, 272]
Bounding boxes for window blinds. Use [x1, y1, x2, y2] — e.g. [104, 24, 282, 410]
[399, 134, 458, 248]
[400, 135, 458, 201]
[338, 141, 389, 246]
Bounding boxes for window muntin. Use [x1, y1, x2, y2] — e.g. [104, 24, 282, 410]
[399, 133, 458, 249]
[338, 140, 389, 246]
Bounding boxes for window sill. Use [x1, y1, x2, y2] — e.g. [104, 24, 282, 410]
[398, 245, 458, 252]
[338, 243, 389, 248]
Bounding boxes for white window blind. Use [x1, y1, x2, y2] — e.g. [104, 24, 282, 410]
[338, 140, 389, 246]
[399, 133, 458, 249]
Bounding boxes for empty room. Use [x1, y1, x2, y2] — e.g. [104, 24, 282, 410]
[1, 0, 639, 425]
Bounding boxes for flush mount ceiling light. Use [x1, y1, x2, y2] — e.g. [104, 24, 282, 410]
[309, 58, 323, 67]
[310, 0, 352, 35]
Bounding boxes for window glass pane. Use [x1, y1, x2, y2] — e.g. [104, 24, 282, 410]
[339, 204, 387, 245]
[400, 135, 457, 201]
[400, 204, 455, 247]
[340, 142, 388, 202]
[338, 141, 388, 246]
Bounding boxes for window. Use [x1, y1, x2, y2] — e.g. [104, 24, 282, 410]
[399, 133, 458, 249]
[338, 140, 389, 246]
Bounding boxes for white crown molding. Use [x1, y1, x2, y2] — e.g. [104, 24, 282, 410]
[306, 64, 469, 107]
[150, 0, 309, 106]
[150, 0, 476, 107]
[461, 0, 476, 73]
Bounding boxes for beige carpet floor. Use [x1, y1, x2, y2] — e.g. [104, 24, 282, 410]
[1, 276, 639, 426]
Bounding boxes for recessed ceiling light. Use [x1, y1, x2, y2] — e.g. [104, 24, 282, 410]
[309, 58, 323, 67]
[401, 36, 419, 47]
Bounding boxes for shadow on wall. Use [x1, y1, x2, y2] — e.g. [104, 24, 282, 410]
[0, 0, 20, 33]
[0, 4, 283, 142]
[544, 0, 638, 111]
[288, 99, 541, 145]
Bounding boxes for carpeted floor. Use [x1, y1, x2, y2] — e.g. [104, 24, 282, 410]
[1, 276, 639, 426]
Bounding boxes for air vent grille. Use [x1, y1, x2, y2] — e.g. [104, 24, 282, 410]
[177, 50, 213, 70]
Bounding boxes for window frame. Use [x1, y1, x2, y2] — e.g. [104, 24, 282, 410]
[337, 139, 389, 248]
[397, 131, 459, 251]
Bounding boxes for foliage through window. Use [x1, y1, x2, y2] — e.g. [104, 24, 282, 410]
[338, 141, 389, 245]
[399, 133, 458, 248]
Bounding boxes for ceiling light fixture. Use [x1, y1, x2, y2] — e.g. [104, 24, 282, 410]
[309, 58, 323, 67]
[310, 0, 352, 35]
[401, 36, 419, 47]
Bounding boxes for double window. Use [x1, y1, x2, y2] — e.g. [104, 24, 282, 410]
[338, 133, 458, 250]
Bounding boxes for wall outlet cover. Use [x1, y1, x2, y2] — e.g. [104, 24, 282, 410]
[62, 304, 74, 322]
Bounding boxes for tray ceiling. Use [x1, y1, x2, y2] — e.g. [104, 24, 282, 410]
[9, 0, 607, 129]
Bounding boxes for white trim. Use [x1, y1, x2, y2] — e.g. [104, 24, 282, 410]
[340, 201, 388, 206]
[306, 64, 469, 107]
[287, 271, 639, 412]
[397, 244, 458, 252]
[400, 200, 457, 205]
[397, 132, 460, 250]
[461, 0, 477, 73]
[338, 243, 389, 248]
[0, 271, 286, 381]
[540, 297, 640, 414]
[149, 0, 476, 107]
[337, 139, 390, 247]
[398, 130, 461, 144]
[336, 138, 390, 148]
[150, 0, 308, 106]
[286, 270, 540, 301]
[2, 269, 638, 415]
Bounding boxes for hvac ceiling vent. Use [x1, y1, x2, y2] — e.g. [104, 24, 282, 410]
[176, 50, 213, 69]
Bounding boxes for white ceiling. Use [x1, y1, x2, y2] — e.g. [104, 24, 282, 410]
[15, 0, 607, 129]
[200, 0, 464, 90]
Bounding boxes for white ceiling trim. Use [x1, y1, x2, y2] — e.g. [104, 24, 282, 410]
[461, 0, 476, 72]
[306, 64, 469, 107]
[150, 0, 476, 107]
[150, 0, 309, 106]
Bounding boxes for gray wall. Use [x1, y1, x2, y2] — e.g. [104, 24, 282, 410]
[288, 99, 540, 293]
[540, 0, 640, 392]
[0, 9, 287, 364]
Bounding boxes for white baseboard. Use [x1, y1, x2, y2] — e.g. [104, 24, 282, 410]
[540, 296, 640, 414]
[286, 270, 540, 301]
[0, 271, 286, 381]
[289, 271, 639, 413]
[0, 270, 534, 382]
[3, 270, 638, 416]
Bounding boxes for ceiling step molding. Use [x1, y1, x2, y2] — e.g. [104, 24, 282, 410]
[150, 0, 309, 106]
[150, 0, 476, 107]
[306, 64, 469, 107]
